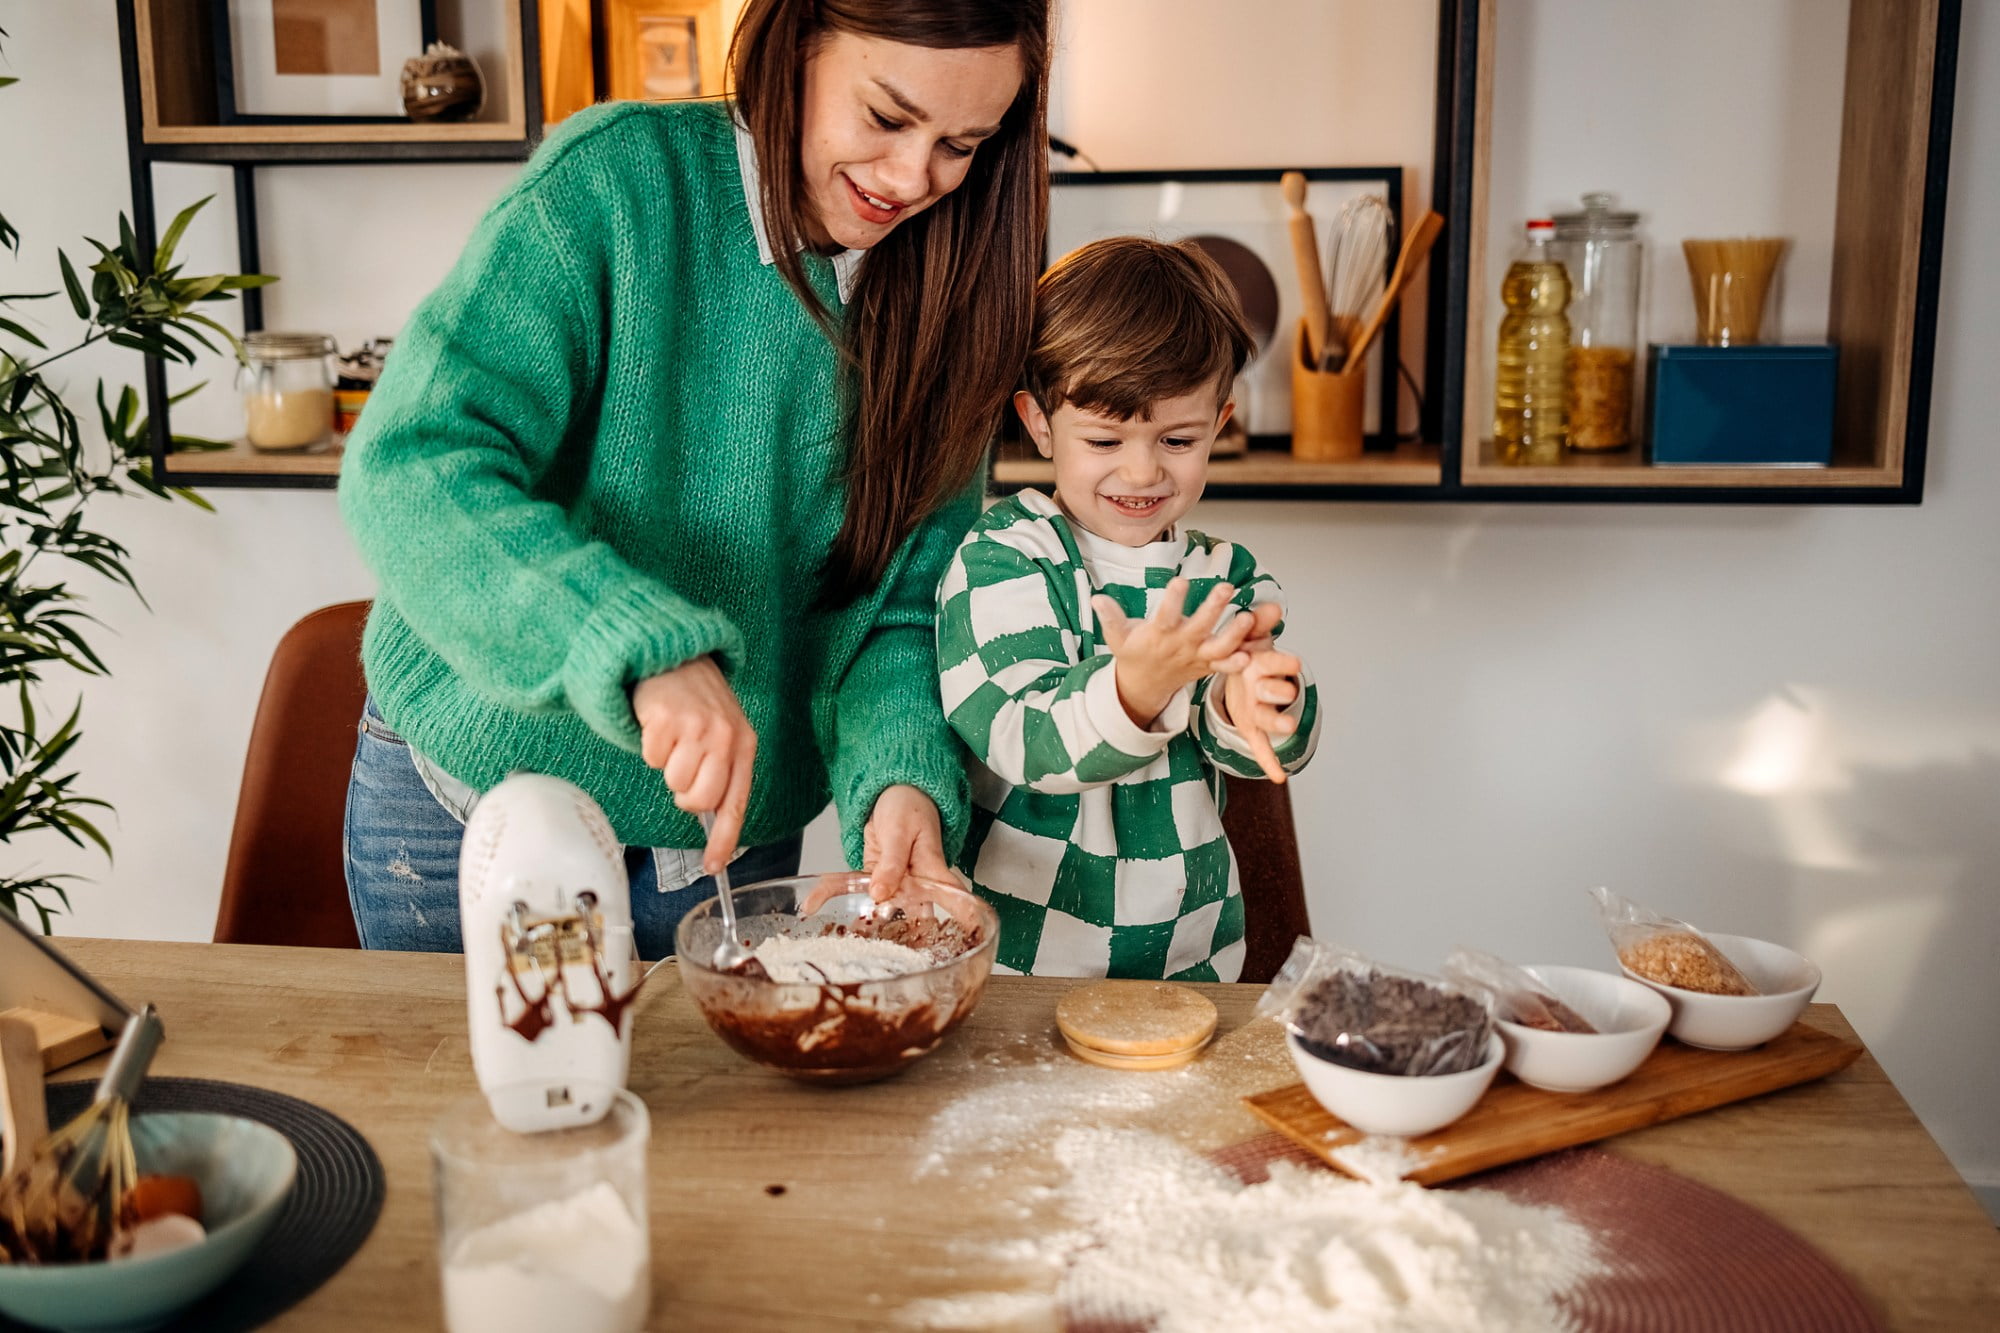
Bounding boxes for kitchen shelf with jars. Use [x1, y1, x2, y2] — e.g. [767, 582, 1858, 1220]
[1438, 0, 1958, 504]
[113, 0, 543, 489]
[998, 0, 1959, 504]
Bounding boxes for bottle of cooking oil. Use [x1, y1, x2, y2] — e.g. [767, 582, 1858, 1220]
[1492, 219, 1573, 464]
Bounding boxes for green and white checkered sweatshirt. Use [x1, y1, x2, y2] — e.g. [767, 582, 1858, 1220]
[938, 490, 1320, 980]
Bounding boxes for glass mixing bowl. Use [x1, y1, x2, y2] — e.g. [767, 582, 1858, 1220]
[674, 873, 999, 1084]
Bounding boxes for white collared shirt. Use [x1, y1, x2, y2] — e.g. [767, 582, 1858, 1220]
[732, 111, 862, 304]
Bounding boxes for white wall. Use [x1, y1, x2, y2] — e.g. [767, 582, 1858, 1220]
[5, 2, 1997, 1216]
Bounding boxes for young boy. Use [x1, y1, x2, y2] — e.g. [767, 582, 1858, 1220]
[936, 236, 1319, 982]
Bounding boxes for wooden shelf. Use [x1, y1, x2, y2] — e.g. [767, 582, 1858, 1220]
[164, 440, 343, 481]
[992, 439, 1443, 496]
[1460, 440, 1901, 490]
[142, 138, 535, 166]
[1448, 0, 1955, 502]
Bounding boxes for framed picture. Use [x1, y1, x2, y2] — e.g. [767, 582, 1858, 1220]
[605, 0, 727, 103]
[215, 0, 438, 123]
[1049, 169, 1403, 446]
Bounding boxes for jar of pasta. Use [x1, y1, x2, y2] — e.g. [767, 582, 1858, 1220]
[1551, 194, 1642, 452]
[239, 331, 336, 452]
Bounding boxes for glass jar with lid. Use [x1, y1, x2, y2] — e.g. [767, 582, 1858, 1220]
[1551, 193, 1642, 452]
[238, 331, 336, 452]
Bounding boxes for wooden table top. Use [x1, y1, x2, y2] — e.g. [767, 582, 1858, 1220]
[45, 939, 2000, 1331]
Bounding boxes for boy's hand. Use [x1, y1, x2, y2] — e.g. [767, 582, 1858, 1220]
[1217, 648, 1303, 783]
[1093, 578, 1256, 728]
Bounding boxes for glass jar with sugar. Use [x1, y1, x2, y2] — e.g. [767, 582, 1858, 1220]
[238, 331, 336, 451]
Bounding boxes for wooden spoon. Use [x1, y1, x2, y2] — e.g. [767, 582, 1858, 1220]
[1342, 210, 1445, 372]
[0, 1013, 48, 1176]
[1280, 172, 1334, 372]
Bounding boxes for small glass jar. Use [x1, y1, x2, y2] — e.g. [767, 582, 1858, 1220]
[1551, 193, 1642, 452]
[238, 331, 336, 452]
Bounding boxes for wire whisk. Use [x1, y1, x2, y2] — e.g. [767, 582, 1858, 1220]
[1325, 194, 1393, 373]
[0, 1005, 163, 1264]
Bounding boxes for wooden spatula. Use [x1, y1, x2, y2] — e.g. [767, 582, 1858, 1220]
[1280, 172, 1334, 371]
[0, 1013, 48, 1176]
[1342, 210, 1444, 372]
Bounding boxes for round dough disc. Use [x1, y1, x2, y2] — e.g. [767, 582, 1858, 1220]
[1056, 981, 1220, 1058]
[1061, 1030, 1214, 1071]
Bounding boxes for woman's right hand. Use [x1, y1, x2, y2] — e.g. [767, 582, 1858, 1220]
[632, 656, 756, 874]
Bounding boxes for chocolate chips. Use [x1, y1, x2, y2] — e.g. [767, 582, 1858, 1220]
[1292, 970, 1494, 1077]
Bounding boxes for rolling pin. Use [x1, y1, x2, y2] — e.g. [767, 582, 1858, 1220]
[1280, 171, 1334, 370]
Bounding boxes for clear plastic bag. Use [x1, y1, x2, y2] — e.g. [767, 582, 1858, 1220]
[1590, 886, 1759, 996]
[1441, 948, 1598, 1033]
[1256, 937, 1495, 1076]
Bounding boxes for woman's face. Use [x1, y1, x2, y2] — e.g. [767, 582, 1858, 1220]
[798, 31, 1025, 252]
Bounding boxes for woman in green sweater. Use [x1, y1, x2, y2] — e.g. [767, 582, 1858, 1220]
[338, 0, 1049, 952]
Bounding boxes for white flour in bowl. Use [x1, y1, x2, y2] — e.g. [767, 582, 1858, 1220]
[442, 1181, 647, 1333]
[753, 934, 932, 983]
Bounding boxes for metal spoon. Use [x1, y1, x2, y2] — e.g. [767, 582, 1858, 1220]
[699, 811, 755, 972]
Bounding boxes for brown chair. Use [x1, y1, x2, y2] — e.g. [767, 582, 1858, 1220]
[212, 601, 371, 948]
[1222, 774, 1311, 985]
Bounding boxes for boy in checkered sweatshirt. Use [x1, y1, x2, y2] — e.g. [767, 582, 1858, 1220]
[936, 236, 1320, 981]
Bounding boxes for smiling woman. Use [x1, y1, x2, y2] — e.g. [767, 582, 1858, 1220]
[336, 0, 1051, 956]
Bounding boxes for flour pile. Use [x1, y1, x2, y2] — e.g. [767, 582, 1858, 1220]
[751, 934, 931, 983]
[901, 1126, 1602, 1331]
[1053, 1129, 1603, 1333]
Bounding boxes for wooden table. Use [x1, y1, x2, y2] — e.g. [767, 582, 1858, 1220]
[47, 940, 2000, 1330]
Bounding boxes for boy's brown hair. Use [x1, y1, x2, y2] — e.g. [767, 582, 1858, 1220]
[1023, 236, 1255, 420]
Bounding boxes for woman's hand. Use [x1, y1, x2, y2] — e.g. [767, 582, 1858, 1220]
[632, 656, 756, 874]
[1093, 579, 1257, 728]
[862, 785, 953, 902]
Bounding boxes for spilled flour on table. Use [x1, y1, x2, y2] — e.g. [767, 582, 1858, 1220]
[899, 1021, 1602, 1331]
[1326, 1133, 1443, 1185]
[903, 1127, 1603, 1332]
[915, 1019, 1293, 1181]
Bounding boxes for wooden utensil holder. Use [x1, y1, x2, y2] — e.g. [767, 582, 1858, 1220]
[1289, 320, 1366, 461]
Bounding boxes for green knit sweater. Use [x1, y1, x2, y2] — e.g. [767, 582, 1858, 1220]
[338, 100, 975, 863]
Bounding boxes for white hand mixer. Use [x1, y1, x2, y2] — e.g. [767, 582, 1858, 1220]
[459, 773, 641, 1133]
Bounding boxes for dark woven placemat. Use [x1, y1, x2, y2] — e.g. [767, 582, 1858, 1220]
[2, 1078, 383, 1333]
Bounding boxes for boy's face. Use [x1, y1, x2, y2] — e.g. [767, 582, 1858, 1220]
[1015, 385, 1234, 547]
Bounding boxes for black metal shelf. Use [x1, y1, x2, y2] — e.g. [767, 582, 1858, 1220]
[113, 0, 1954, 502]
[114, 0, 543, 489]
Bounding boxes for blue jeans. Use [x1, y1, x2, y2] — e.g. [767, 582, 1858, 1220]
[343, 699, 802, 955]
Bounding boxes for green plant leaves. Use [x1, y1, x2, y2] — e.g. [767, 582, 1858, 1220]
[2, 190, 264, 931]
[57, 251, 87, 319]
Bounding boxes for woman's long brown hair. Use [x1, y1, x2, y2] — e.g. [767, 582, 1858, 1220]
[730, 0, 1049, 605]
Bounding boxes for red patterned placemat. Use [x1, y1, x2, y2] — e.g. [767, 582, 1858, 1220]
[1201, 1134, 1883, 1333]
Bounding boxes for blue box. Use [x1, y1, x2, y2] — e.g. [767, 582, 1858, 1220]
[1645, 344, 1837, 466]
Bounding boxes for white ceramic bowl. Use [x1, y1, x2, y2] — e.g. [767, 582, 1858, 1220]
[1495, 965, 1671, 1092]
[1620, 932, 1820, 1051]
[1286, 1031, 1504, 1137]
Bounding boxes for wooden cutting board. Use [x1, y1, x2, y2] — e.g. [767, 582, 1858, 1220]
[1243, 1017, 1863, 1186]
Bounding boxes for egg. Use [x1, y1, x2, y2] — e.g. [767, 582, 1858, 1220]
[121, 1174, 203, 1226]
[111, 1212, 207, 1261]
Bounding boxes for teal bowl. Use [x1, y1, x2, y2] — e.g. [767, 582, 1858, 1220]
[0, 1112, 297, 1332]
